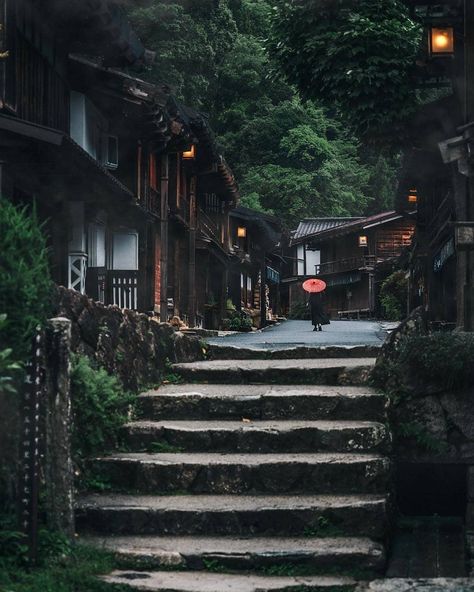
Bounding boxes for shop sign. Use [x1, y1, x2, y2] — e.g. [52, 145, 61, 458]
[433, 238, 455, 272]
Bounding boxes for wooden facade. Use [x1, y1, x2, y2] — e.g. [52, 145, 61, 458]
[286, 212, 415, 319]
[227, 206, 283, 328]
[0, 0, 240, 328]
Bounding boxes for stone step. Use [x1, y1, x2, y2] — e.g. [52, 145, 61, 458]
[356, 579, 474, 592]
[137, 385, 386, 422]
[207, 344, 381, 361]
[171, 359, 376, 386]
[90, 452, 390, 495]
[101, 570, 357, 591]
[85, 534, 385, 572]
[76, 493, 389, 539]
[121, 420, 391, 454]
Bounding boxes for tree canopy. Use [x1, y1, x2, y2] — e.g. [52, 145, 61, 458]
[270, 0, 422, 144]
[128, 0, 402, 227]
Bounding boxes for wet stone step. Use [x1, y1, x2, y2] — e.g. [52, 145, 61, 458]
[171, 358, 376, 386]
[206, 344, 381, 360]
[90, 452, 390, 495]
[121, 420, 391, 454]
[137, 385, 386, 422]
[76, 493, 389, 539]
[101, 570, 357, 592]
[84, 534, 385, 572]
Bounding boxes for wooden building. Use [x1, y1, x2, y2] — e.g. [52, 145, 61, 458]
[0, 0, 239, 327]
[397, 0, 474, 329]
[227, 206, 283, 328]
[285, 212, 415, 319]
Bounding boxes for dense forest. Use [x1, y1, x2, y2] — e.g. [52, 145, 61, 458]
[127, 0, 401, 227]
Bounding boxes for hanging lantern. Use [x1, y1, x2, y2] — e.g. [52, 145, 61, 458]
[358, 235, 368, 247]
[429, 26, 454, 57]
[237, 226, 247, 238]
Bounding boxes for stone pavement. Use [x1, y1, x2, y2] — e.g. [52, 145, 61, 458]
[207, 319, 395, 349]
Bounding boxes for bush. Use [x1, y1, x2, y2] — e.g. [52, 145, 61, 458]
[0, 198, 53, 360]
[70, 355, 135, 463]
[288, 302, 310, 320]
[379, 270, 408, 321]
[228, 312, 253, 331]
[0, 315, 21, 397]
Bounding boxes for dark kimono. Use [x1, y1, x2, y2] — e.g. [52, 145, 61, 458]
[309, 293, 330, 326]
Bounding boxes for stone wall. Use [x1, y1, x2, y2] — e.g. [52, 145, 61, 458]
[373, 308, 474, 463]
[54, 287, 204, 392]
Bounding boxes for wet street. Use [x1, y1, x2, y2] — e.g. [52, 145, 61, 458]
[207, 319, 394, 349]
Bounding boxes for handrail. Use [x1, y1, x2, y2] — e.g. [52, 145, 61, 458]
[315, 255, 376, 275]
[198, 207, 220, 243]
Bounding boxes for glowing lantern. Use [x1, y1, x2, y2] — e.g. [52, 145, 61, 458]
[182, 145, 196, 160]
[430, 27, 454, 57]
[237, 226, 247, 238]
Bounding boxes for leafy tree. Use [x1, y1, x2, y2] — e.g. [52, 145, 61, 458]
[0, 198, 53, 360]
[270, 0, 422, 144]
[127, 0, 237, 109]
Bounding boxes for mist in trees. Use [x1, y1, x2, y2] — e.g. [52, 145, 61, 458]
[127, 0, 400, 228]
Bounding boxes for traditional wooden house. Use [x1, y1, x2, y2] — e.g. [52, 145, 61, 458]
[286, 212, 415, 319]
[397, 0, 473, 329]
[0, 0, 239, 326]
[227, 206, 283, 328]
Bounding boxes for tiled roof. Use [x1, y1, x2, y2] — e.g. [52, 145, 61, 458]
[292, 218, 363, 241]
[291, 211, 411, 245]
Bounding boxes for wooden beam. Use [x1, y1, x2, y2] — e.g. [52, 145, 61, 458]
[159, 154, 169, 322]
[188, 176, 197, 327]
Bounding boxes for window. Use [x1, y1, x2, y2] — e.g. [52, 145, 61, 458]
[112, 231, 138, 271]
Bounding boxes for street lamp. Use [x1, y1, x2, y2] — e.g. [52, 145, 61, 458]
[429, 26, 454, 57]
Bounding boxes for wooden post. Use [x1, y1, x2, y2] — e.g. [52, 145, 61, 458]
[44, 318, 74, 539]
[260, 255, 267, 328]
[160, 154, 169, 322]
[465, 0, 474, 330]
[188, 176, 197, 327]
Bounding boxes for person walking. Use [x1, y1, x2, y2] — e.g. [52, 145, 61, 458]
[308, 292, 329, 332]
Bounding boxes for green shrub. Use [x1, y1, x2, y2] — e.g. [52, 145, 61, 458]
[288, 302, 310, 320]
[398, 333, 474, 392]
[70, 355, 135, 462]
[380, 270, 408, 321]
[0, 198, 53, 360]
[0, 315, 21, 396]
[228, 312, 253, 331]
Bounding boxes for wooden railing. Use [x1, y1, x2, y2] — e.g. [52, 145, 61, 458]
[142, 187, 160, 215]
[316, 255, 376, 275]
[106, 270, 138, 310]
[198, 207, 221, 244]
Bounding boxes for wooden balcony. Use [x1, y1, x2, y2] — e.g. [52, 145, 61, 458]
[315, 255, 376, 276]
[198, 207, 221, 244]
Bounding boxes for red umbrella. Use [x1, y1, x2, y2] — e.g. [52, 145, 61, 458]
[302, 278, 327, 293]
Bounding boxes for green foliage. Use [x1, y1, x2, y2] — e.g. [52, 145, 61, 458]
[270, 0, 422, 144]
[148, 441, 184, 453]
[380, 270, 408, 321]
[303, 515, 344, 538]
[398, 333, 474, 392]
[288, 302, 310, 320]
[0, 198, 53, 360]
[228, 312, 253, 331]
[0, 315, 22, 396]
[398, 421, 448, 454]
[0, 534, 129, 592]
[70, 355, 135, 463]
[129, 0, 395, 227]
[127, 0, 237, 109]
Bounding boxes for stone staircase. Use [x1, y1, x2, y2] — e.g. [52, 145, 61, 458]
[76, 348, 392, 591]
